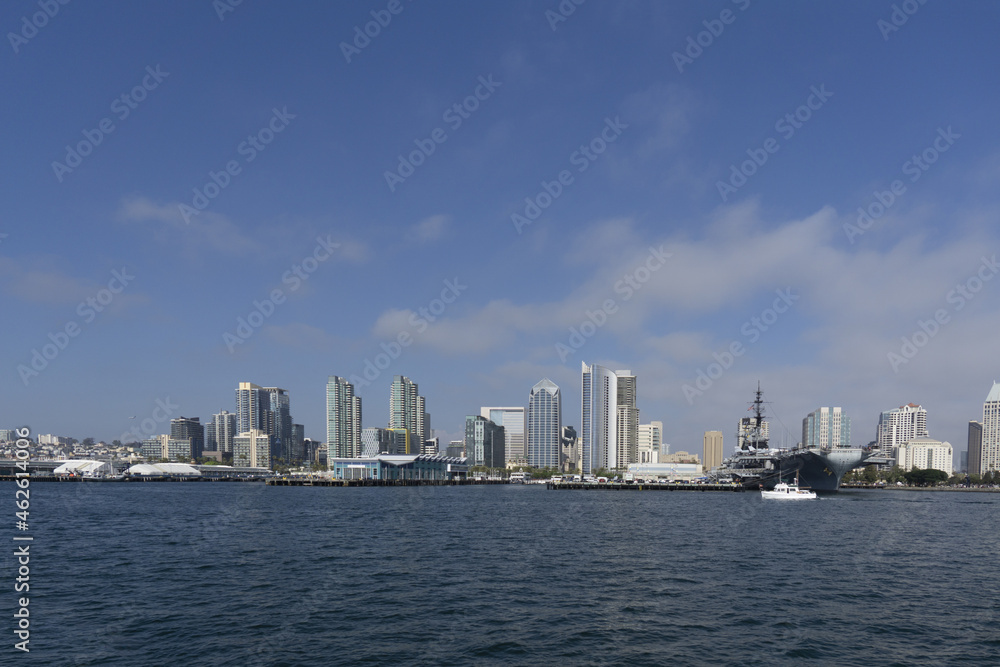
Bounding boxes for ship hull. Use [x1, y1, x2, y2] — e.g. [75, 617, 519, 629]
[714, 447, 872, 493]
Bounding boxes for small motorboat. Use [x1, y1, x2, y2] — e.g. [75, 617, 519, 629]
[761, 481, 817, 500]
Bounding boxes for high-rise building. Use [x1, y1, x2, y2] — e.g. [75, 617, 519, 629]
[526, 380, 560, 468]
[446, 440, 464, 458]
[388, 428, 417, 454]
[291, 423, 305, 461]
[235, 382, 294, 460]
[876, 403, 928, 459]
[638, 421, 662, 464]
[560, 425, 579, 473]
[140, 434, 195, 461]
[205, 410, 236, 455]
[327, 376, 362, 459]
[703, 430, 724, 471]
[802, 407, 851, 449]
[615, 370, 639, 469]
[464, 416, 505, 468]
[968, 421, 983, 477]
[263, 387, 292, 462]
[361, 427, 392, 457]
[581, 362, 617, 474]
[236, 382, 268, 434]
[170, 416, 204, 459]
[233, 429, 272, 469]
[481, 407, 526, 465]
[390, 376, 428, 442]
[982, 382, 1000, 474]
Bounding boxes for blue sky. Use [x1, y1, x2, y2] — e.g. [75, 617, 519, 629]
[4, 0, 1000, 456]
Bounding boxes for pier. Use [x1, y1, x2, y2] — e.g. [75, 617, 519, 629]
[548, 482, 746, 492]
[266, 477, 506, 487]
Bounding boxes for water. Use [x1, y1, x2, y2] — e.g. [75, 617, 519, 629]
[9, 482, 1000, 665]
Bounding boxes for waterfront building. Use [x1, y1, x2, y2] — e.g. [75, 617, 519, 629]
[703, 430, 724, 471]
[205, 410, 236, 455]
[482, 406, 527, 465]
[581, 362, 617, 473]
[233, 429, 272, 469]
[560, 425, 580, 473]
[328, 454, 468, 481]
[895, 437, 953, 475]
[140, 434, 196, 461]
[615, 370, 639, 469]
[464, 415, 505, 468]
[968, 421, 983, 477]
[170, 417, 204, 459]
[802, 407, 851, 449]
[361, 427, 393, 457]
[327, 376, 362, 459]
[661, 450, 700, 464]
[527, 380, 560, 468]
[982, 382, 1000, 474]
[638, 421, 663, 464]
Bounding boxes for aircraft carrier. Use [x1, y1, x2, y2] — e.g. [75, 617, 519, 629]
[708, 385, 875, 492]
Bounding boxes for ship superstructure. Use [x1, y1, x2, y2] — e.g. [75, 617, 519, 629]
[709, 384, 873, 492]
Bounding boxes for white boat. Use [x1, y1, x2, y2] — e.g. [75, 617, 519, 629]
[761, 481, 817, 500]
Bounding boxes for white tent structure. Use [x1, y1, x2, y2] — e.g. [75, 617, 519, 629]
[53, 460, 113, 477]
[126, 463, 201, 477]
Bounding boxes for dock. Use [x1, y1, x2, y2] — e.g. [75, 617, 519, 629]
[266, 477, 507, 487]
[547, 482, 746, 492]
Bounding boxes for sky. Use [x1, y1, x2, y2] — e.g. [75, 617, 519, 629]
[3, 1, 1000, 459]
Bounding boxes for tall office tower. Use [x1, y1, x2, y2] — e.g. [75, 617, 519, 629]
[327, 376, 362, 459]
[205, 410, 236, 455]
[233, 429, 272, 469]
[968, 421, 983, 477]
[703, 430, 724, 471]
[638, 421, 663, 464]
[446, 440, 465, 458]
[615, 371, 639, 468]
[464, 416, 505, 468]
[388, 428, 416, 454]
[876, 403, 928, 455]
[390, 376, 423, 438]
[982, 382, 1000, 474]
[581, 362, 617, 474]
[802, 407, 851, 449]
[170, 417, 204, 459]
[416, 395, 429, 445]
[526, 379, 561, 468]
[263, 387, 292, 462]
[361, 427, 392, 457]
[482, 406, 527, 465]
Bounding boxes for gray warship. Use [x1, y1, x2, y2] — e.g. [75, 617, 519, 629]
[708, 384, 874, 492]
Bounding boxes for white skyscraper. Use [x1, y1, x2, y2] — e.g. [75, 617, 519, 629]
[876, 403, 928, 452]
[581, 362, 617, 474]
[982, 382, 1000, 474]
[481, 407, 526, 465]
[527, 379, 561, 468]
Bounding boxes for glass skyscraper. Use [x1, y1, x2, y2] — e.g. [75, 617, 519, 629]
[527, 379, 560, 468]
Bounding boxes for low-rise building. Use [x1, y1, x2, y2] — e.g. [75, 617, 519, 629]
[328, 454, 468, 481]
[895, 437, 953, 475]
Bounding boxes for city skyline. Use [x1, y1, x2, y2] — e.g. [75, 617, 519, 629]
[4, 3, 1000, 464]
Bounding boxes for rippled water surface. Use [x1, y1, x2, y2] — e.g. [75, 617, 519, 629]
[10, 483, 1000, 665]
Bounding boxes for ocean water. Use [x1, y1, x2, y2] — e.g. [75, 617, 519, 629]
[8, 482, 1000, 666]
